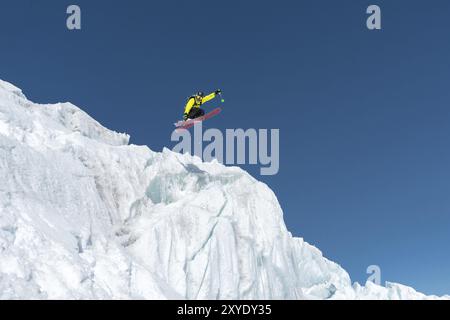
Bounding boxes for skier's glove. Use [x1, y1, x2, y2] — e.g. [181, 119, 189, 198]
[215, 89, 222, 95]
[183, 113, 188, 121]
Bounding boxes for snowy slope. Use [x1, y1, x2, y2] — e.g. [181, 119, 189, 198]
[0, 79, 447, 300]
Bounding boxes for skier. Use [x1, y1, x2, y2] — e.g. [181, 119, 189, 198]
[183, 89, 222, 121]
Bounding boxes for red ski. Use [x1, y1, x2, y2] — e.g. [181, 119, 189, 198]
[174, 108, 222, 130]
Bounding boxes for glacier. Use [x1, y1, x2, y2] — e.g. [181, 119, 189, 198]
[0, 79, 447, 300]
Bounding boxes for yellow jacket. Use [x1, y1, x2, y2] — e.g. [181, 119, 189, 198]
[184, 92, 217, 118]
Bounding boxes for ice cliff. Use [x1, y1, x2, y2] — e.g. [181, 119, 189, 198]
[0, 79, 446, 300]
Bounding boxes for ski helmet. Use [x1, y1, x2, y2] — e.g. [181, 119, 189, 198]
[196, 91, 204, 97]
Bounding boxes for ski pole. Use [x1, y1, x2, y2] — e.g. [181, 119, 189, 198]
[219, 92, 225, 103]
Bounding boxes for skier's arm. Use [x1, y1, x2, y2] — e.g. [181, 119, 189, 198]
[201, 92, 217, 104]
[184, 98, 195, 120]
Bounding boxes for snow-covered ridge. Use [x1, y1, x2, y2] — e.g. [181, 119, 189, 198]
[0, 80, 26, 97]
[0, 79, 447, 299]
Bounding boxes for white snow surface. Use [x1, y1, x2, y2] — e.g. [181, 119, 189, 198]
[0, 79, 447, 300]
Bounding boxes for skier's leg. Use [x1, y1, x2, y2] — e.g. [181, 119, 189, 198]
[188, 108, 205, 119]
[187, 108, 196, 119]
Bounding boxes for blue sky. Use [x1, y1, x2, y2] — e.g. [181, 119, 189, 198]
[1, 0, 450, 295]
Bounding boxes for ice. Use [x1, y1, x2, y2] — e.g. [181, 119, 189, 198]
[0, 79, 447, 300]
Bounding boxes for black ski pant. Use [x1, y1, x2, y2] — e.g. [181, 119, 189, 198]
[188, 107, 205, 119]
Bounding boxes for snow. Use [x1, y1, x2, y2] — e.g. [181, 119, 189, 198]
[0, 79, 448, 300]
